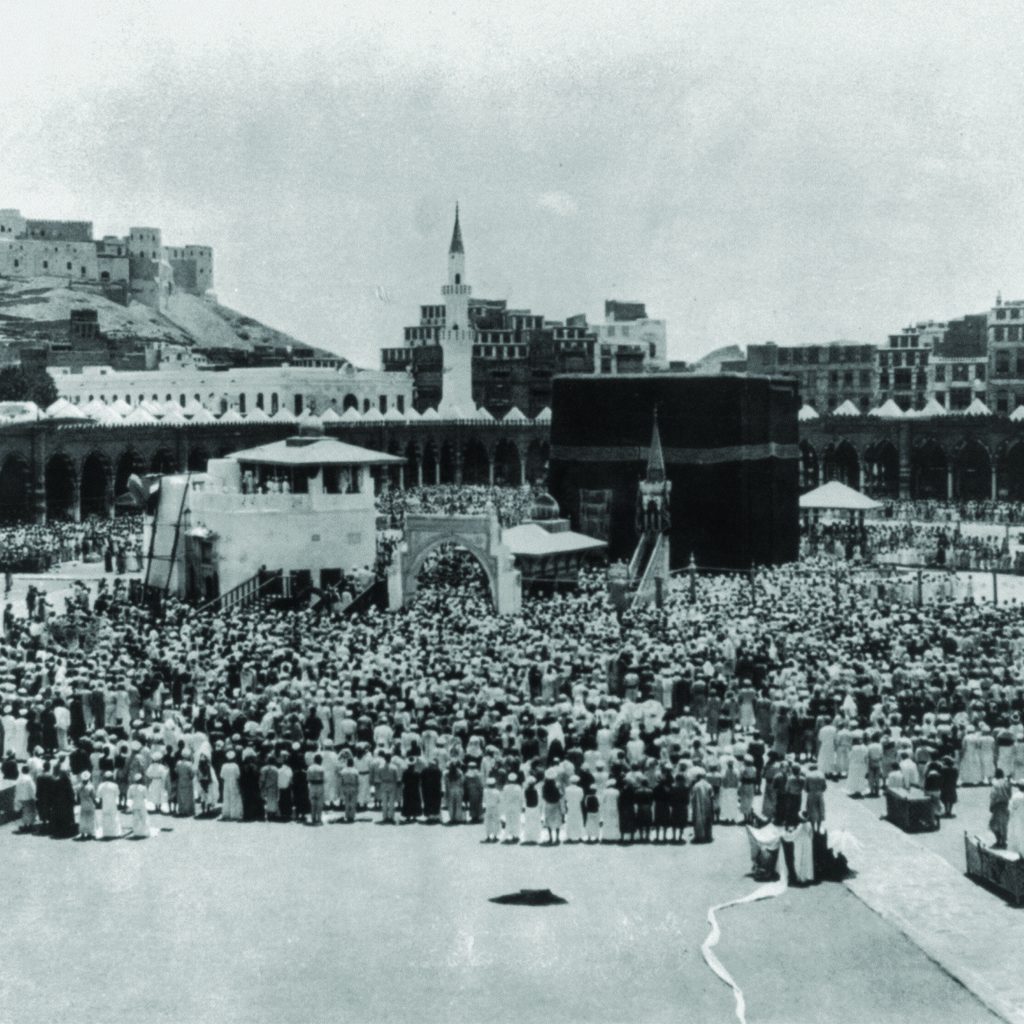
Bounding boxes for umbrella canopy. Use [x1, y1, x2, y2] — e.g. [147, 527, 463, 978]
[799, 480, 882, 511]
[503, 405, 529, 422]
[318, 406, 341, 423]
[45, 397, 88, 420]
[918, 397, 947, 417]
[1011, 405, 1024, 422]
[109, 398, 132, 416]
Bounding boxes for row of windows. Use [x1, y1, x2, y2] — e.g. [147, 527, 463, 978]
[992, 350, 1024, 376]
[992, 306, 1023, 320]
[934, 364, 986, 382]
[887, 334, 922, 348]
[991, 325, 1024, 341]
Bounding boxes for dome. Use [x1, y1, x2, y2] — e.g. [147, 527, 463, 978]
[529, 491, 561, 521]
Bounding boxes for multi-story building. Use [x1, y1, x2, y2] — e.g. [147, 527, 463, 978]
[986, 296, 1024, 414]
[923, 315, 987, 411]
[381, 209, 664, 417]
[0, 208, 213, 311]
[877, 326, 931, 411]
[745, 341, 877, 413]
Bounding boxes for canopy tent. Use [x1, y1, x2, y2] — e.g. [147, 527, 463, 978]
[918, 397, 947, 418]
[797, 404, 819, 421]
[962, 397, 992, 416]
[799, 480, 881, 512]
[1011, 405, 1024, 422]
[868, 399, 904, 419]
[831, 399, 861, 417]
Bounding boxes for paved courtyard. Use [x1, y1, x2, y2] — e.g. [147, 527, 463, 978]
[0, 796, 1003, 1024]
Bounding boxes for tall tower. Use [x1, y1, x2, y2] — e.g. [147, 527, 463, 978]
[631, 406, 672, 606]
[438, 204, 476, 415]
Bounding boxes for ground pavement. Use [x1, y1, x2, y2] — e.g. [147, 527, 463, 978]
[828, 787, 1024, 1024]
[0, 796, 1004, 1024]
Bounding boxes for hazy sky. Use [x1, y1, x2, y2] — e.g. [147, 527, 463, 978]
[3, 1, 1024, 367]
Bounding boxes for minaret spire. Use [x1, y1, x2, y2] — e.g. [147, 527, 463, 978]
[646, 405, 666, 482]
[449, 202, 464, 255]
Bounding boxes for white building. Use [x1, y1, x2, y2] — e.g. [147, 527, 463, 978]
[146, 432, 403, 601]
[592, 300, 668, 373]
[437, 204, 476, 415]
[50, 362, 414, 417]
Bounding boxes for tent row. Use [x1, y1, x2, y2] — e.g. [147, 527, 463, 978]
[21, 398, 553, 426]
[801, 396, 1002, 419]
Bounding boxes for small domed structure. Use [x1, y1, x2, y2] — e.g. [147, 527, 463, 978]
[529, 491, 560, 522]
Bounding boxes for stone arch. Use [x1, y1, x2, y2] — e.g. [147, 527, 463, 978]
[493, 439, 522, 486]
[115, 450, 144, 498]
[439, 440, 457, 484]
[999, 440, 1024, 501]
[150, 447, 177, 474]
[0, 454, 31, 523]
[45, 452, 78, 521]
[404, 441, 420, 486]
[389, 513, 520, 615]
[525, 439, 546, 486]
[80, 451, 112, 519]
[462, 437, 490, 484]
[188, 446, 210, 472]
[799, 441, 819, 492]
[343, 393, 359, 411]
[421, 441, 439, 486]
[953, 437, 991, 501]
[864, 440, 899, 499]
[821, 439, 860, 488]
[910, 438, 948, 499]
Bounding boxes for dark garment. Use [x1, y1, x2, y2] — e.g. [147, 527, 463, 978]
[420, 765, 443, 817]
[402, 766, 423, 818]
[40, 709, 57, 752]
[291, 766, 310, 817]
[653, 781, 672, 828]
[35, 772, 55, 828]
[50, 773, 78, 838]
[633, 784, 654, 828]
[669, 779, 688, 829]
[618, 783, 637, 836]
[939, 764, 958, 807]
[240, 761, 263, 821]
[463, 773, 483, 822]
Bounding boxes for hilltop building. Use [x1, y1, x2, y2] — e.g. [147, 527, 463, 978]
[381, 208, 667, 417]
[0, 208, 213, 310]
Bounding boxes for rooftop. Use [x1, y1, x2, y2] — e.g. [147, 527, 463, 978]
[228, 435, 404, 468]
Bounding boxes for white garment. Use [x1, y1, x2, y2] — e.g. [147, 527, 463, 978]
[1008, 793, 1024, 857]
[600, 787, 620, 841]
[97, 781, 122, 838]
[501, 784, 523, 839]
[564, 784, 585, 840]
[847, 746, 869, 795]
[790, 822, 815, 883]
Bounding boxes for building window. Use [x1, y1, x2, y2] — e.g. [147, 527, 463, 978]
[995, 327, 1005, 341]
[270, 393, 279, 414]
[997, 350, 1010, 375]
[239, 394, 247, 414]
[935, 366, 945, 382]
[397, 395, 405, 412]
[256, 393, 264, 409]
[42, 261, 48, 269]
[379, 395, 387, 413]
[66, 262, 72, 271]
[976, 365, 986, 381]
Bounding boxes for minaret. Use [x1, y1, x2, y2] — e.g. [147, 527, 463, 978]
[438, 203, 475, 415]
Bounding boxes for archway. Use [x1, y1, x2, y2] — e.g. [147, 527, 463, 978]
[188, 446, 210, 472]
[404, 442, 420, 487]
[821, 440, 859, 488]
[343, 393, 359, 411]
[1000, 441, 1024, 501]
[864, 440, 899, 499]
[953, 439, 991, 501]
[439, 441, 456, 484]
[493, 439, 522, 487]
[150, 447, 177, 475]
[115, 450, 143, 499]
[45, 453, 77, 521]
[389, 513, 521, 615]
[799, 441, 819, 493]
[525, 439, 546, 486]
[421, 442, 439, 486]
[910, 439, 948, 499]
[80, 452, 111, 519]
[462, 437, 490, 484]
[0, 455, 31, 523]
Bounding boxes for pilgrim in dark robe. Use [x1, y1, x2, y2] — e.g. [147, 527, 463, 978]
[420, 760, 443, 821]
[402, 762, 423, 820]
[239, 757, 263, 821]
[49, 769, 78, 838]
[175, 758, 197, 817]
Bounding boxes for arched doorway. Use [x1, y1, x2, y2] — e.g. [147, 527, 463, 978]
[799, 441, 819, 492]
[1000, 441, 1024, 501]
[421, 442, 439, 486]
[493, 439, 522, 486]
[821, 440, 860, 488]
[115, 450, 142, 500]
[188, 446, 209, 472]
[404, 442, 420, 487]
[150, 448, 177, 475]
[525, 439, 546, 486]
[439, 441, 456, 484]
[0, 455, 31, 523]
[953, 439, 991, 500]
[343, 393, 359, 411]
[390, 512, 520, 614]
[80, 452, 111, 519]
[462, 438, 490, 484]
[45, 453, 77, 521]
[864, 440, 899, 499]
[911, 439, 948, 499]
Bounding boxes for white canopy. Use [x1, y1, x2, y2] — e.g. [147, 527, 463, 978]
[139, 399, 165, 417]
[1011, 405, 1024, 422]
[45, 397, 88, 419]
[361, 406, 384, 422]
[122, 406, 157, 426]
[245, 406, 271, 423]
[109, 398, 132, 416]
[382, 406, 406, 422]
[799, 480, 882, 511]
[534, 406, 552, 422]
[318, 406, 341, 423]
[831, 399, 861, 417]
[918, 397, 947, 417]
[420, 407, 440, 421]
[797, 404, 819, 421]
[188, 407, 217, 424]
[340, 406, 363, 422]
[271, 407, 297, 423]
[962, 397, 992, 416]
[503, 405, 529, 422]
[868, 398, 904, 419]
[217, 408, 246, 424]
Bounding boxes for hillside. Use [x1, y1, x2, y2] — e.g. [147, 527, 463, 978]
[0, 276, 340, 362]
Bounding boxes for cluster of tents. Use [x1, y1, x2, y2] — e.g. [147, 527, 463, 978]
[799, 396, 1004, 421]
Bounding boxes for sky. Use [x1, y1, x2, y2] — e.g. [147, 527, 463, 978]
[3, 1, 1024, 368]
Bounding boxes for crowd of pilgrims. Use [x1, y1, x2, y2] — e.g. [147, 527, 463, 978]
[5, 495, 1024, 849]
[376, 485, 538, 530]
[871, 500, 1024, 525]
[803, 518, 1020, 571]
[0, 515, 143, 576]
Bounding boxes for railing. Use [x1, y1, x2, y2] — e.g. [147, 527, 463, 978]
[631, 532, 667, 609]
[197, 568, 283, 615]
[341, 576, 388, 616]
